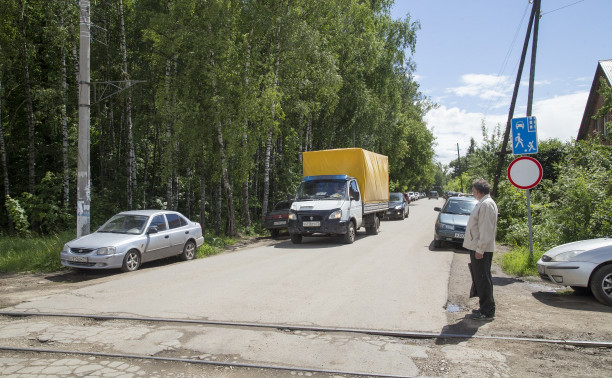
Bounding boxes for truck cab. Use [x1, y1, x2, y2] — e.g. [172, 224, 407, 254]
[288, 175, 378, 244]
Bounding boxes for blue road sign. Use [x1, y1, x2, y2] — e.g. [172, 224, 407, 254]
[511, 116, 538, 154]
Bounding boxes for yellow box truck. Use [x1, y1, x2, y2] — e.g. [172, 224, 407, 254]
[288, 148, 389, 244]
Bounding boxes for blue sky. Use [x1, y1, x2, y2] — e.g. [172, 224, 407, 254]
[391, 0, 612, 165]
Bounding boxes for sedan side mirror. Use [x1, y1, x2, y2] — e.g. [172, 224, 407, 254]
[147, 226, 159, 234]
[434, 207, 441, 212]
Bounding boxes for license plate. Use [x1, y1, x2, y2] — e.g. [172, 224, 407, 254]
[68, 256, 88, 263]
[454, 233, 465, 239]
[273, 221, 286, 226]
[303, 221, 320, 227]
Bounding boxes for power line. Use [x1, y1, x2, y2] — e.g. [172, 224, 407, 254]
[541, 0, 586, 16]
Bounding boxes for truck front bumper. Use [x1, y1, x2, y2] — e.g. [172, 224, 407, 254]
[288, 210, 348, 235]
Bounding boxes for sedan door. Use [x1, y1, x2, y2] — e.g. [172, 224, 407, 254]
[143, 214, 172, 262]
[165, 213, 190, 256]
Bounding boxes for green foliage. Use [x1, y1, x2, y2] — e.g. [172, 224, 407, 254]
[0, 231, 74, 273]
[4, 195, 30, 235]
[500, 245, 544, 277]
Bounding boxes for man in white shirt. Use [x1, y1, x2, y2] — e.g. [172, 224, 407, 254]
[463, 179, 498, 321]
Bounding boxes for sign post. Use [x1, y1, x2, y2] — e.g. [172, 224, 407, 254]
[507, 156, 543, 259]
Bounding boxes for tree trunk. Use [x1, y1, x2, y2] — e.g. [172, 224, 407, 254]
[262, 17, 283, 223]
[199, 153, 206, 236]
[209, 37, 236, 236]
[215, 181, 222, 235]
[60, 33, 69, 206]
[18, 0, 36, 193]
[119, 0, 135, 209]
[0, 57, 12, 233]
[165, 58, 173, 208]
[241, 32, 253, 229]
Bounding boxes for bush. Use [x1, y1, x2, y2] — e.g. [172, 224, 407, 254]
[501, 245, 544, 277]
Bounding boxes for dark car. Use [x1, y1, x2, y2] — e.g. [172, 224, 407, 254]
[433, 196, 478, 248]
[264, 200, 293, 238]
[428, 190, 439, 200]
[385, 192, 409, 220]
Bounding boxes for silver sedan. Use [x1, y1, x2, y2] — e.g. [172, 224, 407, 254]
[61, 210, 204, 272]
[537, 237, 612, 306]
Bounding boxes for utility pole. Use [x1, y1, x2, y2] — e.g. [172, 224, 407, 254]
[492, 1, 538, 199]
[77, 0, 91, 237]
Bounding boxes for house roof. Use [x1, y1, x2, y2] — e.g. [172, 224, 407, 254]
[601, 60, 612, 82]
[576, 60, 612, 141]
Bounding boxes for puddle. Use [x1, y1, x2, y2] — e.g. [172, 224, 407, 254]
[445, 303, 463, 313]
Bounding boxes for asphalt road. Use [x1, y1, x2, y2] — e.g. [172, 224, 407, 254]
[6, 197, 450, 333]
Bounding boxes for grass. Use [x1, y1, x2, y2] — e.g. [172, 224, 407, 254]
[0, 231, 75, 273]
[500, 245, 545, 277]
[0, 230, 253, 274]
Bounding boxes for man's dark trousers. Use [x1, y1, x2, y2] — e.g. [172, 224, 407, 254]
[469, 250, 495, 316]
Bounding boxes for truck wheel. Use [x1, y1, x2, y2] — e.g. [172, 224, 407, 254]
[365, 215, 380, 235]
[290, 233, 303, 244]
[590, 265, 612, 306]
[343, 221, 356, 244]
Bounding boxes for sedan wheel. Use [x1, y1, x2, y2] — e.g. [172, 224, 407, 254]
[590, 265, 612, 306]
[180, 240, 196, 261]
[121, 250, 141, 272]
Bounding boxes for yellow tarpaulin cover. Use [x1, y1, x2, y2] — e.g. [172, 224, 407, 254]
[302, 148, 389, 204]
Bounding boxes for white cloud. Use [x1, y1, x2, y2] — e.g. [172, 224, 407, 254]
[447, 74, 511, 100]
[425, 91, 589, 165]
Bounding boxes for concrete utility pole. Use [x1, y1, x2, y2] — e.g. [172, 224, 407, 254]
[77, 0, 91, 238]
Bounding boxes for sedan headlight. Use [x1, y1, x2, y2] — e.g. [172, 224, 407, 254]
[550, 250, 583, 262]
[329, 210, 342, 220]
[439, 223, 454, 231]
[288, 212, 297, 221]
[96, 247, 116, 255]
[394, 205, 402, 210]
[62, 243, 70, 253]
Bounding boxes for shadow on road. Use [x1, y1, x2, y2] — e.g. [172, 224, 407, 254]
[531, 291, 612, 313]
[435, 316, 488, 346]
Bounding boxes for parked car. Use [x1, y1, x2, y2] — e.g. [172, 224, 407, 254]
[428, 190, 439, 200]
[60, 210, 204, 272]
[264, 200, 293, 238]
[433, 196, 478, 248]
[537, 237, 612, 306]
[385, 192, 409, 220]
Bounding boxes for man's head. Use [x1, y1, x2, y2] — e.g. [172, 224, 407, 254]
[472, 179, 490, 199]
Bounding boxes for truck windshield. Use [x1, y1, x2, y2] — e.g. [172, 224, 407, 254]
[296, 180, 347, 200]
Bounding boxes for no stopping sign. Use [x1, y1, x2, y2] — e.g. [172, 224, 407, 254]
[507, 156, 543, 190]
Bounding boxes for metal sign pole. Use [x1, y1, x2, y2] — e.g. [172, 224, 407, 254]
[527, 189, 533, 259]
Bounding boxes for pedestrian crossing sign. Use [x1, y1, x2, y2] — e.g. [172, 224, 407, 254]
[511, 116, 538, 155]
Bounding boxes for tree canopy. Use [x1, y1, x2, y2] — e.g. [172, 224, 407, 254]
[0, 0, 435, 236]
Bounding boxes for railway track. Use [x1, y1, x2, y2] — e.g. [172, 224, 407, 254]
[0, 311, 610, 377]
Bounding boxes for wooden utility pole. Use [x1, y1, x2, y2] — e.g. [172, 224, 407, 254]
[77, 0, 91, 237]
[492, 0, 539, 199]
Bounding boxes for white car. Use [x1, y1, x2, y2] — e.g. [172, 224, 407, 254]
[61, 210, 204, 272]
[537, 237, 612, 306]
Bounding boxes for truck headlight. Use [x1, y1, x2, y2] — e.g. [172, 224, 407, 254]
[288, 212, 297, 221]
[394, 205, 402, 210]
[440, 223, 454, 231]
[97, 247, 116, 255]
[328, 210, 342, 220]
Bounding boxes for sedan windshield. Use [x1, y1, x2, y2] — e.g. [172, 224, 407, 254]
[98, 214, 149, 235]
[443, 200, 476, 215]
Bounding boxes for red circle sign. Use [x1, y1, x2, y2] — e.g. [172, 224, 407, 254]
[507, 156, 543, 190]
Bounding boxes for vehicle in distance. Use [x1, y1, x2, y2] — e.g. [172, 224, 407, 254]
[264, 200, 293, 238]
[433, 196, 478, 248]
[537, 237, 612, 306]
[428, 191, 439, 200]
[61, 210, 204, 272]
[385, 192, 409, 220]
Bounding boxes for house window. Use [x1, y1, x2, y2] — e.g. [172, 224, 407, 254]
[604, 114, 610, 137]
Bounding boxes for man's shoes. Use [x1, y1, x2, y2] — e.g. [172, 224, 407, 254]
[470, 313, 495, 321]
[471, 309, 482, 315]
